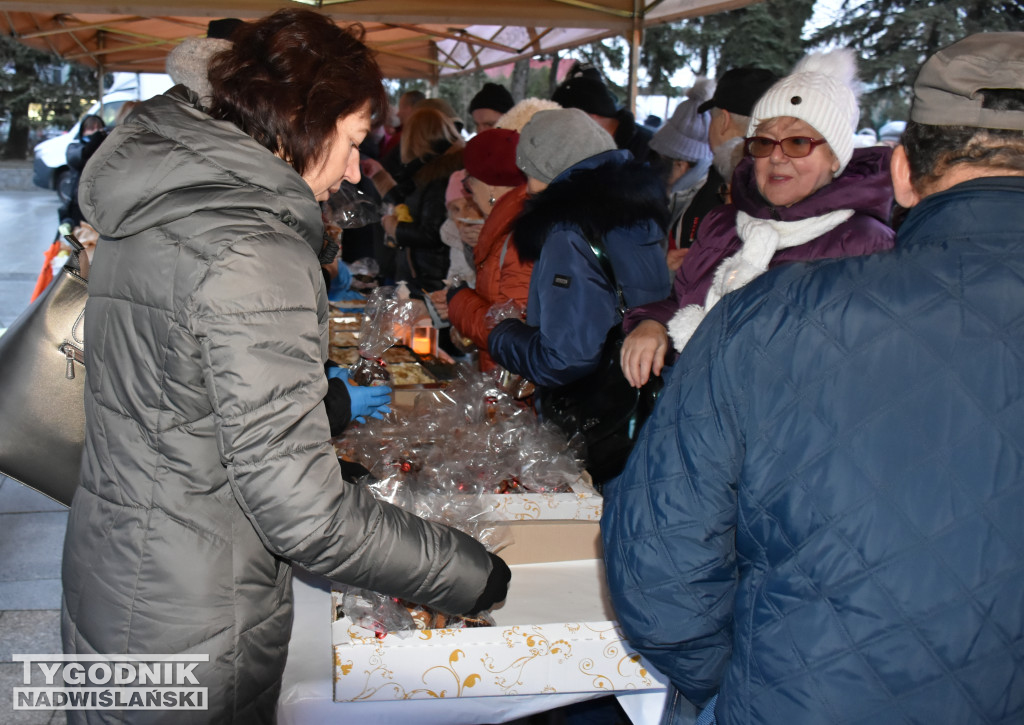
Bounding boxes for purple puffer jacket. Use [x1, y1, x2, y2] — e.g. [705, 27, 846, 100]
[623, 146, 896, 332]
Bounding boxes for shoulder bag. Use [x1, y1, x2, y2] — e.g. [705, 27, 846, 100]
[0, 236, 88, 506]
[539, 236, 663, 489]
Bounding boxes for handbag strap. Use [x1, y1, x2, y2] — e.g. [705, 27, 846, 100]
[63, 233, 88, 279]
[582, 235, 628, 319]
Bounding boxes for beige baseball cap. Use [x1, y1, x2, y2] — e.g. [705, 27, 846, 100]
[911, 32, 1024, 131]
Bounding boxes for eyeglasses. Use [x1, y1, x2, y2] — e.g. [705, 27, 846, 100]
[745, 136, 829, 159]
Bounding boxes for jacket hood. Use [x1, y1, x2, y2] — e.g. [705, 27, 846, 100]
[512, 149, 668, 262]
[730, 145, 893, 224]
[78, 86, 324, 254]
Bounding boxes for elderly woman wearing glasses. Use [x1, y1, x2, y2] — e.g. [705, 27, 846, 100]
[620, 50, 895, 388]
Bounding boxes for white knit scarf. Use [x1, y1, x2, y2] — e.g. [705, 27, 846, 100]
[667, 208, 853, 352]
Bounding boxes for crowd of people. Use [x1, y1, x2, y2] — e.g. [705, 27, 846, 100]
[49, 7, 1022, 723]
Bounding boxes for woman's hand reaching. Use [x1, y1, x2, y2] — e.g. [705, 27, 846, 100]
[328, 367, 392, 423]
[620, 319, 670, 388]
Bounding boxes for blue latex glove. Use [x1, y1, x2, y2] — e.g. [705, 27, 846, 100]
[327, 366, 392, 423]
[345, 378, 392, 424]
[327, 261, 354, 301]
[326, 365, 348, 382]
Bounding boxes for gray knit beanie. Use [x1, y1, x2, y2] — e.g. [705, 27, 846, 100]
[516, 108, 616, 184]
[166, 37, 232, 107]
[649, 78, 715, 163]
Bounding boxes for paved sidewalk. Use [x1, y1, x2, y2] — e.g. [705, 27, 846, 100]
[0, 476, 66, 724]
[0, 188, 59, 331]
[0, 184, 65, 722]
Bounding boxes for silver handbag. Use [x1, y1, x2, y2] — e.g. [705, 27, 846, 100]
[0, 237, 88, 506]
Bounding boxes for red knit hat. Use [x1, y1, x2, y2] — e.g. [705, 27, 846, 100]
[463, 129, 526, 187]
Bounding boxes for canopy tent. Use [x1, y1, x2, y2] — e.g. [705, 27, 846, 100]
[0, 0, 758, 105]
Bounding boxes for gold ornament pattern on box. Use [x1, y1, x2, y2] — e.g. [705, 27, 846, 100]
[333, 620, 664, 701]
[481, 476, 603, 522]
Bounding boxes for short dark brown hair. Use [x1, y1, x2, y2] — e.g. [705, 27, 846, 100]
[903, 89, 1024, 192]
[207, 9, 388, 177]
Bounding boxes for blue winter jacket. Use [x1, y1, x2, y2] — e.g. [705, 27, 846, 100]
[602, 176, 1024, 725]
[488, 150, 670, 387]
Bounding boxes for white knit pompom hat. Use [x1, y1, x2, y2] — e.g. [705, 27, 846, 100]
[747, 49, 861, 176]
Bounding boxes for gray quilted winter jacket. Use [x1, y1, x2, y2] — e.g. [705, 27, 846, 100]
[61, 87, 493, 724]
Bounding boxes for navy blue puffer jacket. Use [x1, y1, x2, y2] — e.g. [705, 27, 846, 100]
[602, 176, 1024, 725]
[488, 149, 670, 388]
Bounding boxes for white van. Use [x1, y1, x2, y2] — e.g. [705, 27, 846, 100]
[33, 72, 174, 202]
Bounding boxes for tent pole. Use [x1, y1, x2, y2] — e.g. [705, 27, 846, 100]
[627, 0, 643, 114]
[95, 28, 106, 118]
[98, 64, 105, 118]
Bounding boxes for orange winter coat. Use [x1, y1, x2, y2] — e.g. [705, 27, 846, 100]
[447, 184, 531, 373]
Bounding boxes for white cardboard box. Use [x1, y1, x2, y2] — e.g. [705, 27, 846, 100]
[331, 558, 667, 702]
[479, 475, 602, 522]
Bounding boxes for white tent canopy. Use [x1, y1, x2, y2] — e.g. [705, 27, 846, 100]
[0, 0, 760, 105]
[0, 0, 760, 76]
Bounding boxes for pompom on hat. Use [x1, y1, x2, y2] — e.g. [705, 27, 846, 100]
[516, 108, 616, 185]
[747, 49, 862, 176]
[464, 129, 527, 188]
[649, 77, 715, 163]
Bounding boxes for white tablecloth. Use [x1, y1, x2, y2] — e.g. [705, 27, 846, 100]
[278, 566, 668, 725]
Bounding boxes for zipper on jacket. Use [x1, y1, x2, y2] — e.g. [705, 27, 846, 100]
[60, 342, 85, 379]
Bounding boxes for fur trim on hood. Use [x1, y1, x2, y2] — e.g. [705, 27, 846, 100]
[512, 152, 668, 262]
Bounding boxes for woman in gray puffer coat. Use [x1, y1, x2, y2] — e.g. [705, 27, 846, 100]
[61, 10, 508, 724]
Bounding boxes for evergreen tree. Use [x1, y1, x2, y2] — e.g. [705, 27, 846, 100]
[640, 0, 815, 97]
[642, 23, 709, 96]
[811, 0, 1024, 126]
[718, 0, 816, 75]
[0, 35, 100, 160]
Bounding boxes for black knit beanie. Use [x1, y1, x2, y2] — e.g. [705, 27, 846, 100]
[469, 83, 515, 114]
[551, 75, 618, 118]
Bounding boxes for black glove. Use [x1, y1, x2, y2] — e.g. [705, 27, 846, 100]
[446, 281, 469, 305]
[467, 553, 511, 615]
